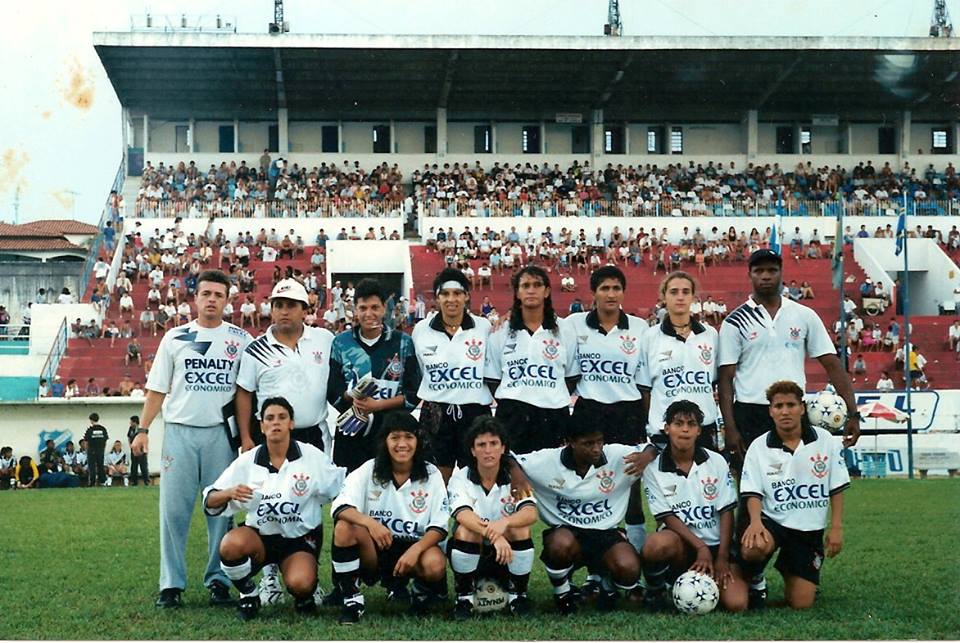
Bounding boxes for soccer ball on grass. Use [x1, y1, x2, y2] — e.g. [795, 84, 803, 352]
[672, 571, 719, 615]
[473, 577, 509, 613]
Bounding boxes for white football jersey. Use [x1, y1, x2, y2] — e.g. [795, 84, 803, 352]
[484, 317, 580, 409]
[147, 320, 253, 427]
[237, 324, 335, 428]
[61, 452, 80, 467]
[740, 426, 850, 531]
[517, 443, 645, 530]
[412, 312, 493, 405]
[568, 310, 645, 403]
[718, 296, 834, 405]
[639, 319, 719, 435]
[447, 464, 536, 523]
[331, 459, 450, 541]
[643, 447, 737, 546]
[203, 440, 345, 537]
[105, 451, 127, 467]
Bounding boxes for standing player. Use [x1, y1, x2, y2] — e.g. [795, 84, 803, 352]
[84, 413, 109, 487]
[447, 416, 538, 619]
[484, 265, 579, 454]
[718, 249, 860, 460]
[235, 278, 336, 605]
[738, 381, 848, 610]
[327, 278, 421, 473]
[131, 269, 253, 609]
[641, 400, 746, 613]
[412, 268, 493, 482]
[639, 271, 720, 451]
[515, 417, 650, 614]
[567, 265, 655, 586]
[329, 411, 450, 624]
[202, 397, 345, 620]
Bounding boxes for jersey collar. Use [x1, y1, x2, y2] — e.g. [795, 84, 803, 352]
[658, 445, 710, 476]
[466, 462, 511, 487]
[560, 445, 608, 472]
[352, 325, 391, 347]
[585, 309, 629, 334]
[267, 323, 308, 349]
[659, 317, 707, 339]
[254, 440, 303, 473]
[428, 311, 476, 333]
[765, 424, 819, 452]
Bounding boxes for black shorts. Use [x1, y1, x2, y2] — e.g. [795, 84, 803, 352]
[743, 516, 825, 586]
[655, 536, 720, 582]
[571, 398, 646, 445]
[650, 422, 719, 452]
[419, 401, 491, 468]
[733, 402, 774, 446]
[542, 526, 627, 572]
[495, 399, 567, 454]
[292, 425, 325, 452]
[364, 539, 420, 586]
[259, 526, 323, 566]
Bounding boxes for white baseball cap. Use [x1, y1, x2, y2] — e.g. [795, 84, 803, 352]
[269, 278, 309, 304]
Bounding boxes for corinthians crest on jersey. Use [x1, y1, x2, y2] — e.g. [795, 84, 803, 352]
[447, 464, 537, 524]
[412, 312, 493, 404]
[567, 310, 645, 404]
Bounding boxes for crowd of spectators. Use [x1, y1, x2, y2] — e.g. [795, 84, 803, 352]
[132, 157, 959, 219]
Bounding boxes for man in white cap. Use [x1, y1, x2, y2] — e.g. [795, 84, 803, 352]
[234, 277, 336, 607]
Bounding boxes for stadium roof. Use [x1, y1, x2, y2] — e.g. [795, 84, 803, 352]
[0, 220, 95, 252]
[93, 33, 960, 122]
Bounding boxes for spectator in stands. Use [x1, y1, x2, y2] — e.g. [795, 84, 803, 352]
[787, 280, 803, 301]
[37, 378, 48, 398]
[949, 320, 960, 352]
[64, 379, 80, 399]
[799, 281, 815, 300]
[852, 354, 867, 379]
[239, 296, 257, 328]
[50, 375, 64, 398]
[57, 287, 74, 305]
[908, 345, 928, 388]
[125, 336, 142, 367]
[176, 301, 191, 325]
[876, 371, 895, 391]
[84, 378, 100, 397]
[0, 446, 15, 490]
[130, 382, 145, 399]
[885, 319, 900, 352]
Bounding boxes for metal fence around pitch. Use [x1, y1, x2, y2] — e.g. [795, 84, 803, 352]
[133, 198, 404, 219]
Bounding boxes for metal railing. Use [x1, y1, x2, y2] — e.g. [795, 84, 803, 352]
[0, 324, 30, 340]
[420, 196, 958, 218]
[38, 317, 68, 395]
[80, 159, 126, 301]
[133, 198, 405, 219]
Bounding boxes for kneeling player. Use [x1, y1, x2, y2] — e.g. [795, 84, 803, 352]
[516, 416, 650, 614]
[202, 397, 346, 620]
[330, 412, 450, 624]
[641, 400, 747, 613]
[738, 381, 848, 610]
[448, 417, 538, 619]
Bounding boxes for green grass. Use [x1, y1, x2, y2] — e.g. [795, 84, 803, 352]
[2, 480, 958, 639]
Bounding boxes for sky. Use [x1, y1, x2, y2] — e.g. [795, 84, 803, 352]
[0, 0, 957, 224]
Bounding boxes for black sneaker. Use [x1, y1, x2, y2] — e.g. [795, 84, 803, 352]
[508, 594, 533, 616]
[385, 583, 410, 603]
[208, 580, 236, 606]
[554, 591, 578, 616]
[596, 589, 619, 612]
[625, 586, 646, 605]
[294, 595, 316, 615]
[321, 586, 344, 607]
[643, 588, 670, 613]
[407, 593, 432, 617]
[338, 602, 364, 625]
[236, 595, 261, 621]
[155, 588, 182, 609]
[579, 578, 602, 601]
[748, 587, 767, 610]
[453, 598, 474, 621]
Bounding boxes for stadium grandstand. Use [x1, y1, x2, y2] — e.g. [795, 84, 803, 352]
[2, 29, 958, 479]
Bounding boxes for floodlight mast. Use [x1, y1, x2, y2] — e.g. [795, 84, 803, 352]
[605, 0, 622, 36]
[269, 0, 289, 34]
[930, 0, 953, 37]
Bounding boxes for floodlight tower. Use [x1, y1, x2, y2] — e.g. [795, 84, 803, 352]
[930, 0, 953, 37]
[269, 0, 289, 34]
[605, 0, 622, 36]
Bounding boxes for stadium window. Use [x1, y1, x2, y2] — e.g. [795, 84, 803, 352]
[321, 125, 339, 153]
[218, 125, 235, 153]
[373, 125, 391, 153]
[878, 127, 896, 154]
[604, 126, 625, 154]
[932, 128, 952, 154]
[424, 125, 437, 154]
[474, 125, 492, 153]
[670, 127, 683, 154]
[800, 128, 812, 154]
[521, 125, 541, 154]
[571, 125, 590, 153]
[647, 126, 664, 154]
[775, 126, 795, 154]
[268, 125, 279, 153]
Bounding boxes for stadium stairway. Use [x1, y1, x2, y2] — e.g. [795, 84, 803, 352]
[409, 244, 960, 392]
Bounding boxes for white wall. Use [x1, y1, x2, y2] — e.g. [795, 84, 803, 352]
[395, 122, 427, 154]
[288, 121, 325, 152]
[238, 122, 270, 154]
[324, 240, 412, 295]
[342, 122, 374, 153]
[681, 124, 742, 154]
[448, 122, 485, 154]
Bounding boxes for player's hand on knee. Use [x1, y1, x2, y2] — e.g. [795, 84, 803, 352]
[368, 522, 393, 550]
[690, 545, 713, 577]
[825, 526, 843, 558]
[393, 548, 419, 577]
[713, 557, 733, 590]
[741, 522, 770, 552]
[492, 537, 513, 565]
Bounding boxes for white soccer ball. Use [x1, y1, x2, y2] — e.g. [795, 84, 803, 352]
[672, 571, 719, 615]
[807, 391, 848, 430]
[473, 577, 509, 613]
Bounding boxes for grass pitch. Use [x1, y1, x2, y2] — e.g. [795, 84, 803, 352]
[1, 479, 958, 640]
